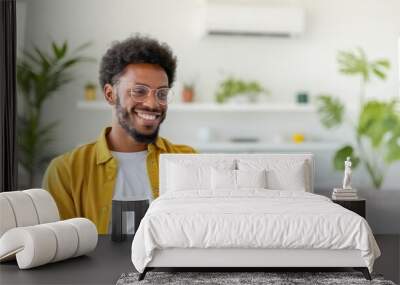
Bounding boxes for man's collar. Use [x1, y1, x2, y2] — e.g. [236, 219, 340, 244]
[153, 136, 167, 152]
[96, 127, 166, 164]
[96, 127, 113, 165]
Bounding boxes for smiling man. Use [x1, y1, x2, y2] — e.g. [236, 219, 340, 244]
[43, 35, 196, 234]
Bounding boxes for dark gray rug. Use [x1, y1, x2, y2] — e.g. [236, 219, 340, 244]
[116, 271, 396, 285]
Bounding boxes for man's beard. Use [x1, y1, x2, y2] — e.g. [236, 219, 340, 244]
[115, 95, 165, 144]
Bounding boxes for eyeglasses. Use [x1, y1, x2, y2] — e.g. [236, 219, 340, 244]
[117, 82, 172, 105]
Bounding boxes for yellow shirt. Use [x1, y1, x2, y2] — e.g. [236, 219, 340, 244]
[42, 127, 196, 234]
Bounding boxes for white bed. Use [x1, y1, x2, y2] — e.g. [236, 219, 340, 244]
[131, 154, 380, 280]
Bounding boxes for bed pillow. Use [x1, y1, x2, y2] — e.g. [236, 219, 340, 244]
[236, 169, 267, 189]
[238, 159, 307, 191]
[211, 168, 236, 190]
[211, 169, 267, 190]
[166, 159, 236, 192]
[167, 162, 210, 191]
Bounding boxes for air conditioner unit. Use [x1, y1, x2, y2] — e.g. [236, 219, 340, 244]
[205, 4, 305, 38]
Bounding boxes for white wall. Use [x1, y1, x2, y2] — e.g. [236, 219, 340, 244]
[19, 0, 400, 233]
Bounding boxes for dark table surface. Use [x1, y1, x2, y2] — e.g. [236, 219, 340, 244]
[1, 235, 399, 285]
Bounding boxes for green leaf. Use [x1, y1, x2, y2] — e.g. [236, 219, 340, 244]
[52, 42, 60, 59]
[383, 110, 400, 163]
[371, 67, 386, 80]
[385, 132, 400, 163]
[316, 95, 344, 128]
[51, 42, 66, 59]
[337, 48, 369, 81]
[337, 48, 390, 83]
[33, 46, 51, 71]
[22, 50, 42, 65]
[38, 121, 59, 137]
[61, 41, 68, 57]
[374, 59, 390, 69]
[357, 100, 397, 148]
[71, 41, 92, 54]
[333, 145, 360, 171]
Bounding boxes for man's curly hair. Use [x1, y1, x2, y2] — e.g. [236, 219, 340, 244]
[99, 35, 177, 88]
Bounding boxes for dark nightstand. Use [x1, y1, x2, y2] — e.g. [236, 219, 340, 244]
[332, 198, 366, 218]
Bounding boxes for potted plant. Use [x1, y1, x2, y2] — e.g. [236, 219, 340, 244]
[182, 83, 195, 103]
[84, 82, 97, 101]
[17, 40, 92, 187]
[316, 48, 400, 189]
[215, 76, 268, 103]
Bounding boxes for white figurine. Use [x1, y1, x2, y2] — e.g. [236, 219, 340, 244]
[342, 157, 352, 190]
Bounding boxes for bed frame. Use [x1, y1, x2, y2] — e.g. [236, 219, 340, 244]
[139, 248, 371, 280]
[138, 154, 372, 281]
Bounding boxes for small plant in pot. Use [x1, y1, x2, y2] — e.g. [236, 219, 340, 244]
[182, 83, 195, 103]
[84, 82, 97, 101]
[215, 76, 268, 103]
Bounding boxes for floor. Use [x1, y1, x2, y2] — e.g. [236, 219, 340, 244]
[374, 235, 400, 284]
[0, 235, 398, 284]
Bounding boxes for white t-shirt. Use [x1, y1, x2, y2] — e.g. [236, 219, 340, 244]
[110, 150, 152, 234]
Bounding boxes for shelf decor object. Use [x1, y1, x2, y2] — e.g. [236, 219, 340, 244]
[292, 133, 305, 144]
[296, 91, 309, 104]
[215, 76, 269, 103]
[84, 82, 97, 101]
[181, 83, 195, 103]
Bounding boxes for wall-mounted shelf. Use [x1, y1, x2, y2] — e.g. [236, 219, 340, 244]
[191, 141, 341, 152]
[77, 101, 316, 112]
[168, 103, 316, 112]
[77, 101, 110, 110]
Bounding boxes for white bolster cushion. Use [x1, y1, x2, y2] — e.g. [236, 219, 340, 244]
[0, 191, 39, 228]
[0, 189, 60, 238]
[64, 218, 98, 257]
[23, 189, 60, 224]
[0, 225, 57, 268]
[42, 222, 79, 262]
[0, 196, 17, 237]
[0, 218, 98, 269]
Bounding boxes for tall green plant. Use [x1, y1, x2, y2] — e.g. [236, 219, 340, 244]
[17, 41, 92, 187]
[316, 48, 400, 189]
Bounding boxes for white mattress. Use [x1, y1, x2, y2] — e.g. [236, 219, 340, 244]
[131, 190, 380, 273]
